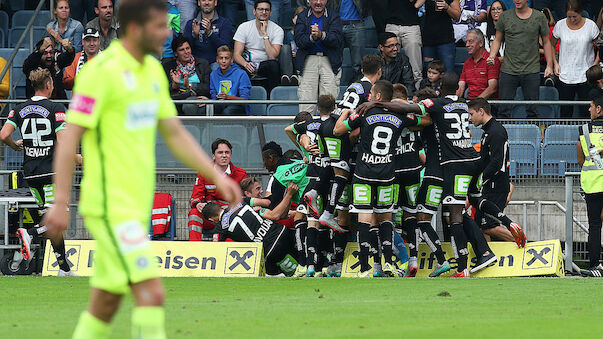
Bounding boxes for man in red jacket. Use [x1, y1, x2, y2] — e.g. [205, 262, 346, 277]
[188, 138, 247, 240]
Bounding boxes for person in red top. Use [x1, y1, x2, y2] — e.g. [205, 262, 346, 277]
[188, 138, 247, 240]
[457, 28, 501, 100]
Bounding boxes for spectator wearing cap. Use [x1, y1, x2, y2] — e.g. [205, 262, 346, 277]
[46, 0, 85, 53]
[63, 28, 101, 90]
[233, 0, 284, 94]
[457, 28, 501, 100]
[184, 0, 234, 67]
[294, 0, 343, 112]
[86, 0, 119, 51]
[378, 32, 415, 96]
[23, 37, 75, 99]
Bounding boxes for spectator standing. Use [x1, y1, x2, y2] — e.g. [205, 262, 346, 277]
[85, 0, 119, 51]
[453, 0, 487, 44]
[385, 0, 424, 85]
[422, 0, 461, 72]
[378, 32, 415, 96]
[329, 0, 369, 82]
[577, 96, 603, 277]
[161, 0, 181, 61]
[457, 28, 501, 99]
[294, 0, 343, 112]
[63, 28, 100, 90]
[234, 0, 284, 94]
[551, 0, 599, 118]
[177, 0, 198, 32]
[164, 35, 211, 115]
[188, 138, 247, 241]
[184, 0, 234, 67]
[480, 0, 505, 58]
[68, 0, 96, 24]
[23, 37, 75, 99]
[280, 6, 305, 85]
[488, 0, 554, 118]
[47, 0, 85, 53]
[596, 7, 603, 62]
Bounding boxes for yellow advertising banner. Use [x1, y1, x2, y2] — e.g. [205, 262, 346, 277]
[342, 240, 564, 278]
[42, 240, 265, 277]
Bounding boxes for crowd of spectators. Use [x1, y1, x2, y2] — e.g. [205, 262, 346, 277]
[3, 0, 603, 118]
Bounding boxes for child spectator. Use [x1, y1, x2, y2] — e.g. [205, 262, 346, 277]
[418, 60, 444, 95]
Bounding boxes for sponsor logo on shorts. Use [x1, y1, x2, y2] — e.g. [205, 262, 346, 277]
[116, 221, 150, 254]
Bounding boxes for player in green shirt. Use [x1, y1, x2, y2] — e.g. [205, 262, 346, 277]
[42, 1, 241, 338]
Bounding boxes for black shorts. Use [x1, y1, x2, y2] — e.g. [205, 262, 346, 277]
[25, 175, 54, 207]
[264, 226, 296, 275]
[395, 169, 421, 213]
[441, 160, 480, 206]
[416, 165, 444, 215]
[350, 176, 396, 214]
[476, 188, 508, 230]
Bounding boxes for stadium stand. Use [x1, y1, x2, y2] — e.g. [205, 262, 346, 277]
[540, 125, 581, 176]
[249, 86, 267, 116]
[11, 10, 51, 27]
[268, 86, 299, 116]
[512, 86, 560, 118]
[8, 27, 47, 48]
[469, 124, 483, 145]
[0, 11, 9, 47]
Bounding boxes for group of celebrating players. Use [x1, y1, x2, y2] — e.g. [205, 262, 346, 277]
[202, 54, 528, 278]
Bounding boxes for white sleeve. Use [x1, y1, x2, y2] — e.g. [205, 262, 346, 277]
[233, 22, 247, 43]
[552, 21, 561, 39]
[271, 24, 284, 46]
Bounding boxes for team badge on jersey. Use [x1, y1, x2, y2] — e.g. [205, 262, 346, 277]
[421, 99, 434, 108]
[348, 82, 364, 94]
[7, 110, 14, 118]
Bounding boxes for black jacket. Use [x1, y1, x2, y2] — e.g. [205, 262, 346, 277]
[294, 8, 344, 74]
[163, 57, 211, 98]
[380, 51, 415, 95]
[479, 117, 510, 192]
[23, 49, 74, 99]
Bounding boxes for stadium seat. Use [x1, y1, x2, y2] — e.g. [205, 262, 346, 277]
[12, 48, 30, 98]
[341, 48, 353, 86]
[455, 47, 469, 65]
[207, 124, 248, 165]
[0, 11, 8, 46]
[11, 10, 52, 28]
[156, 125, 203, 168]
[511, 86, 559, 118]
[540, 142, 579, 176]
[9, 27, 48, 48]
[508, 141, 538, 176]
[503, 123, 541, 146]
[363, 47, 378, 56]
[249, 86, 267, 115]
[267, 103, 299, 116]
[4, 129, 22, 170]
[469, 125, 483, 145]
[247, 122, 296, 169]
[8, 0, 25, 11]
[270, 86, 298, 100]
[543, 124, 579, 144]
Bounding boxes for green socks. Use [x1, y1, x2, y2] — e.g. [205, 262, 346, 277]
[131, 306, 166, 339]
[73, 311, 111, 339]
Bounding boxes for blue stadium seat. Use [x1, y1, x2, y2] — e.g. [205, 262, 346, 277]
[156, 125, 203, 168]
[540, 142, 579, 176]
[206, 124, 248, 165]
[0, 11, 9, 46]
[341, 48, 353, 86]
[8, 0, 25, 11]
[270, 86, 298, 100]
[508, 141, 538, 176]
[543, 124, 579, 144]
[511, 86, 559, 118]
[455, 47, 469, 65]
[263, 122, 297, 151]
[503, 123, 541, 146]
[469, 125, 483, 145]
[11, 10, 52, 28]
[5, 130, 22, 170]
[9, 27, 48, 48]
[12, 48, 31, 98]
[249, 86, 267, 115]
[363, 47, 378, 56]
[247, 122, 296, 169]
[267, 103, 299, 116]
[0, 30, 4, 48]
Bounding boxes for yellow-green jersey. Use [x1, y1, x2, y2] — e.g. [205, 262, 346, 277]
[67, 41, 177, 222]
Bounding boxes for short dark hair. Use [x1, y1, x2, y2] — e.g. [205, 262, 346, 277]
[594, 96, 603, 110]
[211, 138, 232, 154]
[283, 149, 303, 160]
[428, 60, 445, 74]
[171, 35, 191, 54]
[240, 176, 260, 192]
[294, 111, 313, 123]
[317, 94, 335, 114]
[392, 83, 408, 100]
[361, 54, 383, 76]
[586, 64, 603, 86]
[254, 0, 271, 9]
[262, 141, 282, 158]
[440, 72, 459, 95]
[95, 0, 113, 8]
[118, 0, 166, 36]
[378, 32, 397, 46]
[372, 80, 394, 102]
[413, 87, 438, 101]
[201, 202, 222, 220]
[468, 97, 491, 115]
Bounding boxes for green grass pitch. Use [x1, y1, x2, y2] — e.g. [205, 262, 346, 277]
[0, 276, 599, 338]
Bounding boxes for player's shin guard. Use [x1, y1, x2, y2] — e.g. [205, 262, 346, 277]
[132, 306, 166, 339]
[306, 227, 319, 267]
[479, 198, 513, 228]
[379, 221, 394, 264]
[369, 227, 380, 263]
[326, 175, 348, 214]
[333, 231, 347, 264]
[50, 236, 71, 272]
[449, 222, 469, 271]
[357, 222, 371, 272]
[294, 220, 307, 266]
[318, 228, 330, 269]
[73, 311, 111, 339]
[418, 221, 446, 264]
[402, 216, 419, 257]
[462, 213, 492, 257]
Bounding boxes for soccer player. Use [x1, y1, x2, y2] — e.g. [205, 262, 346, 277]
[202, 183, 299, 276]
[334, 80, 431, 277]
[468, 98, 527, 247]
[42, 1, 242, 337]
[0, 68, 81, 277]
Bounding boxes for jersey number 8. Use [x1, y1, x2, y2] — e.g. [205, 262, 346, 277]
[371, 126, 393, 155]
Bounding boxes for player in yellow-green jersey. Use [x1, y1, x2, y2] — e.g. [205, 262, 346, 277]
[42, 0, 242, 338]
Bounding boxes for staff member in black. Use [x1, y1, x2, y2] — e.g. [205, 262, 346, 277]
[468, 98, 526, 247]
